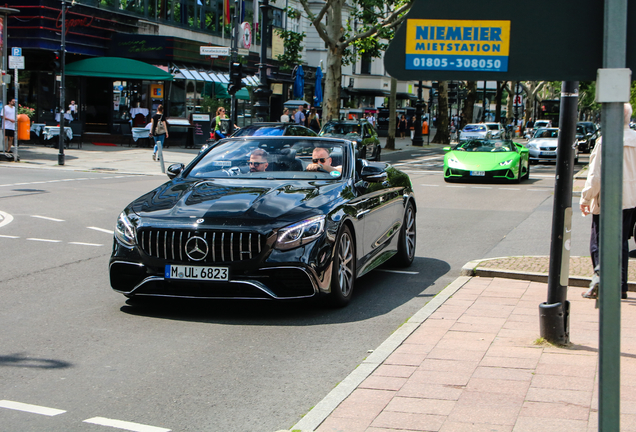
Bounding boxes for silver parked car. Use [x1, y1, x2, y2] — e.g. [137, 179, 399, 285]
[483, 122, 505, 139]
[526, 128, 579, 164]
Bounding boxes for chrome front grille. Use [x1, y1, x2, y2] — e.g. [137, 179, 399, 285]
[138, 229, 265, 263]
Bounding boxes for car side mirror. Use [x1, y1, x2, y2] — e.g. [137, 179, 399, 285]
[360, 165, 387, 183]
[167, 163, 185, 179]
[443, 146, 451, 151]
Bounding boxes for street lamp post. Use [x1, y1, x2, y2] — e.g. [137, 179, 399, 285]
[253, 0, 271, 121]
[58, 0, 70, 166]
[412, 81, 423, 147]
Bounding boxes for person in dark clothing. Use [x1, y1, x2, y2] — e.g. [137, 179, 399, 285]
[149, 105, 168, 161]
[399, 114, 408, 138]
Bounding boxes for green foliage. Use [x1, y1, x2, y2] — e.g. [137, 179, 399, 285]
[342, 0, 410, 65]
[201, 96, 229, 115]
[287, 7, 301, 20]
[275, 29, 306, 72]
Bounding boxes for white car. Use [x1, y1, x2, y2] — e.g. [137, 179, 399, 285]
[526, 127, 579, 164]
[459, 124, 491, 141]
[483, 122, 505, 139]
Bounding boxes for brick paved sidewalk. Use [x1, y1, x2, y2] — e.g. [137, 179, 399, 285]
[292, 277, 636, 432]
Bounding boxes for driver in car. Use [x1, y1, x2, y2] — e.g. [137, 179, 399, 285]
[306, 147, 342, 173]
[248, 149, 269, 172]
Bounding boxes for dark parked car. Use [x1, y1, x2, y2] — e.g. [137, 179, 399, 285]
[577, 121, 600, 150]
[319, 119, 382, 161]
[110, 136, 416, 307]
[576, 124, 591, 153]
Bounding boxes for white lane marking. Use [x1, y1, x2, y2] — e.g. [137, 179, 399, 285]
[83, 417, 171, 432]
[0, 234, 19, 239]
[446, 185, 466, 188]
[27, 238, 62, 243]
[88, 226, 114, 234]
[0, 400, 66, 416]
[69, 242, 103, 247]
[0, 210, 14, 228]
[420, 184, 439, 187]
[529, 188, 553, 191]
[376, 269, 420, 275]
[31, 215, 65, 222]
[472, 186, 492, 189]
[499, 188, 520, 190]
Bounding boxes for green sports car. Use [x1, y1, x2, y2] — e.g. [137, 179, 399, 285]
[443, 139, 530, 182]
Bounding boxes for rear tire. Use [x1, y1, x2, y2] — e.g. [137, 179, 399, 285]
[391, 202, 416, 267]
[329, 225, 356, 307]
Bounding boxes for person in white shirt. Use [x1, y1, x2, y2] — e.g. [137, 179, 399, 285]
[280, 108, 290, 123]
[69, 100, 78, 120]
[3, 98, 16, 153]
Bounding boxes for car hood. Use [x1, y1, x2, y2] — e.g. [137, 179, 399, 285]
[447, 151, 518, 168]
[130, 178, 343, 226]
[528, 138, 558, 147]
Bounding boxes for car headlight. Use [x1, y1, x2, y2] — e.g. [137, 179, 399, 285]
[114, 211, 137, 247]
[447, 157, 461, 168]
[499, 159, 513, 166]
[275, 215, 326, 251]
[527, 142, 538, 150]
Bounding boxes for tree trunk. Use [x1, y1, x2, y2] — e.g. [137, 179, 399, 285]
[432, 81, 449, 144]
[495, 81, 503, 123]
[464, 81, 477, 125]
[322, 0, 345, 122]
[386, 77, 397, 150]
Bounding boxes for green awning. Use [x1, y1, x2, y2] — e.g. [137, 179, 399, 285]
[210, 83, 250, 100]
[65, 57, 173, 81]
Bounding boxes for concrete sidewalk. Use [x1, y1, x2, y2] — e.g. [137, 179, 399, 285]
[289, 275, 636, 432]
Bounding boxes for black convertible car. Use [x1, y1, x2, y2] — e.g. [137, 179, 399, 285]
[110, 136, 417, 306]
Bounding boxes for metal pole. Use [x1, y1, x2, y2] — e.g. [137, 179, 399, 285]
[253, 0, 271, 121]
[599, 0, 628, 429]
[539, 80, 578, 345]
[1, 12, 6, 155]
[482, 81, 487, 122]
[412, 81, 423, 146]
[12, 66, 17, 161]
[229, 0, 239, 132]
[58, 0, 66, 165]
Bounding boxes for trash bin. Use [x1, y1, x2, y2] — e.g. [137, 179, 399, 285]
[17, 114, 31, 141]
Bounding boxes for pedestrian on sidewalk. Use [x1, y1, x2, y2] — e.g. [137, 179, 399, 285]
[280, 108, 290, 123]
[409, 115, 416, 139]
[150, 105, 169, 161]
[294, 105, 305, 125]
[3, 98, 16, 153]
[580, 102, 636, 299]
[399, 114, 407, 138]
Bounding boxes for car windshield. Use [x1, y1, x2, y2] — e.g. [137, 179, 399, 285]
[187, 138, 345, 180]
[454, 140, 515, 152]
[577, 125, 586, 135]
[463, 125, 486, 132]
[534, 129, 559, 139]
[535, 121, 550, 128]
[320, 123, 361, 137]
[232, 126, 285, 137]
[579, 123, 595, 133]
[485, 124, 500, 130]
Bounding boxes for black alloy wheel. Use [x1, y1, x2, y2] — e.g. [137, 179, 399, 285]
[392, 202, 416, 267]
[329, 225, 356, 307]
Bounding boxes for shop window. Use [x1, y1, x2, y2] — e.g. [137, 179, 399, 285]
[113, 80, 130, 121]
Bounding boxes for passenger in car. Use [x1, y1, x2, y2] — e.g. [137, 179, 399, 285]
[248, 149, 269, 172]
[306, 147, 342, 173]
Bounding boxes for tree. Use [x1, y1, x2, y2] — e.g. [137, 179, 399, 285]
[464, 81, 477, 126]
[385, 77, 398, 150]
[298, 0, 414, 121]
[432, 81, 450, 144]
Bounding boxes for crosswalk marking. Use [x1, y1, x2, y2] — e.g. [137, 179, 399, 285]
[83, 417, 171, 432]
[0, 400, 66, 416]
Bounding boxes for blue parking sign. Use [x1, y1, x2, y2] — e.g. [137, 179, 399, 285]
[11, 47, 21, 57]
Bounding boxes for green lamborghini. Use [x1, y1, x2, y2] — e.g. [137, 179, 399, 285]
[443, 139, 530, 182]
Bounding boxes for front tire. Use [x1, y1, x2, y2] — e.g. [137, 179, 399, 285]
[391, 202, 416, 267]
[329, 225, 356, 307]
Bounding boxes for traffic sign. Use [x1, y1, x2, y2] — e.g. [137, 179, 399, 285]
[238, 48, 250, 57]
[200, 46, 230, 56]
[11, 47, 21, 57]
[8, 56, 25, 69]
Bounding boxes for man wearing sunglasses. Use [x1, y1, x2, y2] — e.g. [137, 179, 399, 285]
[248, 149, 269, 172]
[306, 147, 341, 173]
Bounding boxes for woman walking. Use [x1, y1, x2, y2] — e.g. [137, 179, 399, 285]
[399, 114, 407, 138]
[308, 108, 321, 133]
[150, 105, 168, 161]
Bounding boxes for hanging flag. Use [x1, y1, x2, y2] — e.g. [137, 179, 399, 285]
[224, 0, 230, 25]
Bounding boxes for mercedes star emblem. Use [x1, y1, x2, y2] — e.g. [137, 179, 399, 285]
[185, 236, 209, 261]
[196, 218, 204, 224]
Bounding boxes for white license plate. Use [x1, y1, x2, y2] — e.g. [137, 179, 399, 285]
[470, 171, 485, 176]
[540, 151, 556, 156]
[165, 265, 229, 281]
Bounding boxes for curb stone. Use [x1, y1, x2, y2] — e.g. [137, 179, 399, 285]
[289, 275, 472, 432]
